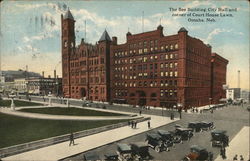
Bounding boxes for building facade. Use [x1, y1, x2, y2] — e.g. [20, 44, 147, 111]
[61, 10, 228, 109]
[211, 53, 229, 104]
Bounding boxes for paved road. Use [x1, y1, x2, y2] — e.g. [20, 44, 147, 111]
[62, 104, 249, 161]
[17, 95, 182, 118]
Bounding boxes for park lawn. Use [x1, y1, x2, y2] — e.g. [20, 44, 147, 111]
[0, 113, 129, 148]
[0, 100, 43, 107]
[19, 107, 126, 116]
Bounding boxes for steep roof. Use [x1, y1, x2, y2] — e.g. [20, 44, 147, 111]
[178, 27, 188, 33]
[99, 30, 111, 42]
[63, 9, 74, 20]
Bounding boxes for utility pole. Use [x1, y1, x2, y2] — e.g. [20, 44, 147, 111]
[238, 70, 240, 89]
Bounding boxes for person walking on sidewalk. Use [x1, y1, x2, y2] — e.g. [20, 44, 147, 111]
[69, 132, 75, 146]
[134, 121, 137, 129]
[148, 120, 151, 129]
[139, 110, 142, 115]
[131, 121, 134, 129]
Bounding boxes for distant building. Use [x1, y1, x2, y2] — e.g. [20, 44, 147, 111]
[241, 90, 250, 102]
[14, 78, 28, 94]
[226, 89, 234, 100]
[226, 88, 241, 100]
[27, 77, 62, 96]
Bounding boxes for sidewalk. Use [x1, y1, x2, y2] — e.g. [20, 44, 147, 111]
[2, 114, 178, 161]
[215, 126, 250, 161]
[0, 107, 140, 121]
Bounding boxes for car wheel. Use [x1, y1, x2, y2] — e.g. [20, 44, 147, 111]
[155, 145, 161, 153]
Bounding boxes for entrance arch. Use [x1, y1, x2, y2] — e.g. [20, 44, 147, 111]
[80, 88, 86, 97]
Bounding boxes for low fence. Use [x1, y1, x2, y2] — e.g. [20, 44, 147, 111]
[0, 117, 150, 159]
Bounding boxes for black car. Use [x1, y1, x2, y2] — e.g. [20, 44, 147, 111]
[211, 130, 229, 147]
[157, 130, 175, 147]
[130, 142, 150, 160]
[183, 145, 213, 161]
[117, 143, 132, 161]
[175, 127, 193, 141]
[104, 152, 119, 161]
[200, 121, 215, 131]
[83, 152, 101, 161]
[188, 122, 203, 132]
[145, 133, 167, 152]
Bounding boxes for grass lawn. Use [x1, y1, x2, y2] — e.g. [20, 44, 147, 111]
[0, 100, 43, 107]
[0, 113, 129, 148]
[19, 107, 126, 116]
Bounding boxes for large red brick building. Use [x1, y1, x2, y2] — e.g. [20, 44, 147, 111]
[61, 10, 228, 109]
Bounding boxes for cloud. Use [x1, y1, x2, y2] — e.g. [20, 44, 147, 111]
[204, 28, 244, 43]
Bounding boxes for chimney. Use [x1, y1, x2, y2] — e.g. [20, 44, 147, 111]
[42, 71, 44, 78]
[54, 70, 56, 79]
[112, 37, 117, 45]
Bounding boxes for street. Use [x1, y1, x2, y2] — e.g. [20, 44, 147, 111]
[60, 104, 249, 161]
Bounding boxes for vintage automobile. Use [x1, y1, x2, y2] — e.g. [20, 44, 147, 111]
[211, 130, 229, 147]
[200, 121, 215, 131]
[188, 122, 203, 132]
[83, 152, 101, 161]
[117, 143, 133, 161]
[182, 145, 213, 161]
[145, 133, 167, 152]
[130, 142, 151, 160]
[104, 152, 119, 161]
[175, 127, 194, 141]
[157, 130, 175, 147]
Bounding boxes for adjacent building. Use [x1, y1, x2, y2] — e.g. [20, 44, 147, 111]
[211, 53, 229, 104]
[61, 10, 228, 109]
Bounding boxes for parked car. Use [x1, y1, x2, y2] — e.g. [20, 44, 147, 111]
[182, 145, 213, 161]
[200, 121, 215, 131]
[83, 152, 101, 161]
[157, 130, 175, 147]
[211, 130, 229, 147]
[175, 127, 193, 141]
[117, 143, 132, 161]
[145, 133, 167, 152]
[130, 142, 150, 160]
[104, 152, 119, 161]
[188, 122, 203, 132]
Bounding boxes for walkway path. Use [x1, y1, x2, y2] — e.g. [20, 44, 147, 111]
[215, 126, 250, 161]
[2, 114, 178, 161]
[0, 107, 140, 121]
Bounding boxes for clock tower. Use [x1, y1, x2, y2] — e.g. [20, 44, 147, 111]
[61, 9, 75, 97]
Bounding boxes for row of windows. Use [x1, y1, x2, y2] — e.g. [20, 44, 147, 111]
[114, 62, 178, 72]
[114, 53, 178, 65]
[114, 43, 179, 57]
[160, 89, 177, 97]
[114, 71, 178, 79]
[71, 58, 105, 68]
[114, 80, 177, 87]
[114, 89, 177, 98]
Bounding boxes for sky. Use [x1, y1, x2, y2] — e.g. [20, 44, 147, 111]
[0, 0, 249, 90]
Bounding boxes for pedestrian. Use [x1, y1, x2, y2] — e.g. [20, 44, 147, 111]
[222, 146, 226, 159]
[233, 154, 238, 160]
[131, 121, 134, 128]
[148, 120, 151, 129]
[139, 110, 142, 115]
[128, 121, 131, 127]
[134, 121, 137, 129]
[69, 132, 75, 146]
[240, 155, 244, 161]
